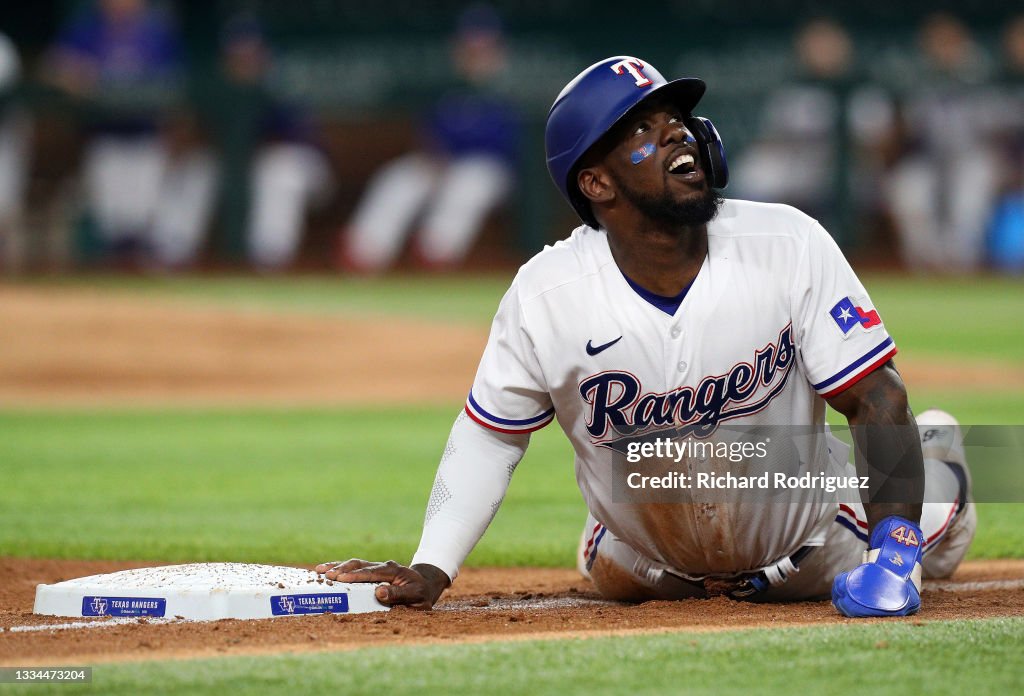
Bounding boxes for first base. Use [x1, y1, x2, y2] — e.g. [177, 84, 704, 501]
[33, 563, 389, 620]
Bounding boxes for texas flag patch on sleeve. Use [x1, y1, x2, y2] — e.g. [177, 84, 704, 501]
[829, 297, 882, 337]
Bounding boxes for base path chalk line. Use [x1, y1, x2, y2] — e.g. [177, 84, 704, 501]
[8, 618, 178, 633]
[436, 596, 618, 612]
[8, 577, 1023, 634]
[924, 578, 1024, 592]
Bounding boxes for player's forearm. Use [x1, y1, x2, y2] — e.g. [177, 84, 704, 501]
[409, 411, 529, 582]
[858, 419, 924, 532]
[826, 363, 924, 530]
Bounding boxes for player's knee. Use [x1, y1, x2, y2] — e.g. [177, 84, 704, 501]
[588, 555, 659, 602]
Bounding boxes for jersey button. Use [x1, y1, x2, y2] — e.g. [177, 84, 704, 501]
[677, 360, 687, 372]
[670, 326, 681, 339]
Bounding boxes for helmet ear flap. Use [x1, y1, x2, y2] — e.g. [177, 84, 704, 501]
[685, 116, 729, 189]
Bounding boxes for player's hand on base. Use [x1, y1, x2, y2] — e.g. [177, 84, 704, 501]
[314, 559, 451, 610]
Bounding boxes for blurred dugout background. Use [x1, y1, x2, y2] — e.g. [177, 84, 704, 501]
[0, 0, 1023, 274]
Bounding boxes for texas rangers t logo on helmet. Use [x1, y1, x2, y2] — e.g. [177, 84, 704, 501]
[610, 58, 652, 87]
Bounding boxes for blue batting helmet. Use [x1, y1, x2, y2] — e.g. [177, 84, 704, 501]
[545, 56, 726, 228]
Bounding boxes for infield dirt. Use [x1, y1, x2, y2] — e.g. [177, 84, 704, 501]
[2, 558, 1023, 665]
[0, 285, 485, 407]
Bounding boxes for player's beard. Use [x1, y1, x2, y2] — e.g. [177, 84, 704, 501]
[613, 173, 724, 229]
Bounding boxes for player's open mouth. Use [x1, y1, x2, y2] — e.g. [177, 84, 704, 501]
[666, 150, 701, 182]
[667, 153, 695, 174]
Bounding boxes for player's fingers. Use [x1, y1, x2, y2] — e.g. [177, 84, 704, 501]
[317, 559, 372, 576]
[329, 560, 407, 583]
[314, 561, 349, 573]
[375, 582, 432, 610]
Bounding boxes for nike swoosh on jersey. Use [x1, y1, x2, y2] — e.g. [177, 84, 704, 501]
[586, 336, 623, 356]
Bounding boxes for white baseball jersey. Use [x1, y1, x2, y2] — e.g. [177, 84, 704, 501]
[463, 199, 897, 576]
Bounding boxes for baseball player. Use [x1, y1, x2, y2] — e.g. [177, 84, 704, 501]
[318, 56, 976, 617]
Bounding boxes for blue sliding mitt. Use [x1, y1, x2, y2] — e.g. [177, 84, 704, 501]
[832, 515, 923, 618]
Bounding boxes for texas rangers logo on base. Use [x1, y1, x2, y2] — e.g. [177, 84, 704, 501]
[81, 595, 167, 617]
[271, 593, 351, 616]
[277, 596, 296, 614]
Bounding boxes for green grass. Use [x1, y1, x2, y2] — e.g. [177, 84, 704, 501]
[0, 406, 1019, 563]
[0, 406, 582, 566]
[865, 275, 1024, 362]
[5, 618, 1021, 695]
[3, 273, 1023, 564]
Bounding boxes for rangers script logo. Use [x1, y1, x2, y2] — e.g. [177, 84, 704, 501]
[580, 324, 796, 449]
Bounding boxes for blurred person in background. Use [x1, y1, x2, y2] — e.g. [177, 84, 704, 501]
[337, 3, 521, 273]
[44, 0, 215, 268]
[881, 13, 999, 272]
[199, 15, 332, 270]
[984, 15, 1024, 272]
[0, 31, 30, 271]
[731, 19, 889, 247]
